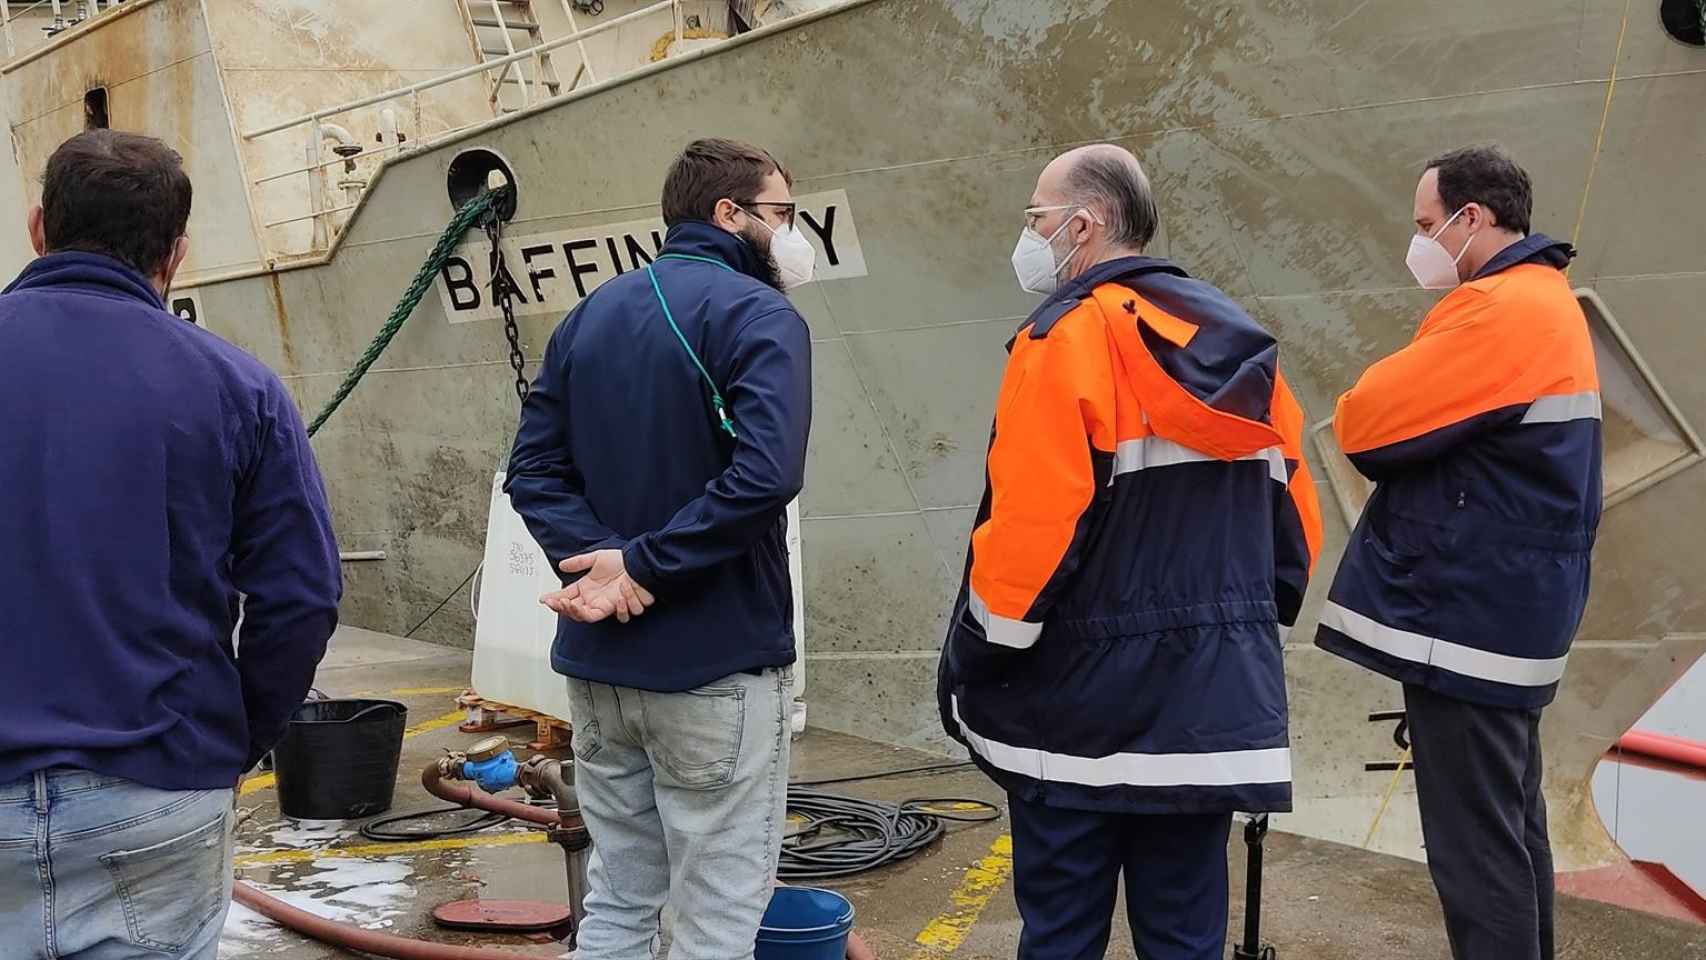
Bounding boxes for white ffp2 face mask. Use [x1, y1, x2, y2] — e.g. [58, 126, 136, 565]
[747, 210, 816, 291]
[1405, 205, 1475, 290]
[1011, 207, 1085, 295]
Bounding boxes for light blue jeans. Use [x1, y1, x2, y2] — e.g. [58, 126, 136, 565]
[0, 769, 234, 960]
[568, 668, 791, 960]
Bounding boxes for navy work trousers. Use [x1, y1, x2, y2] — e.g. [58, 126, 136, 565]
[1008, 793, 1232, 960]
[1406, 682, 1554, 960]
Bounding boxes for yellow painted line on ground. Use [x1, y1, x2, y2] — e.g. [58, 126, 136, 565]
[390, 686, 467, 696]
[915, 802, 990, 813]
[235, 831, 545, 867]
[907, 833, 1015, 958]
[237, 709, 467, 798]
[238, 773, 278, 797]
[403, 708, 468, 738]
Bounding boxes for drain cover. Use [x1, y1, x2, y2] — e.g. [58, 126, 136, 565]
[432, 899, 573, 932]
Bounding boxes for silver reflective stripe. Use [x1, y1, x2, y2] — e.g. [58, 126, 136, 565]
[1319, 601, 1570, 687]
[952, 696, 1291, 787]
[968, 587, 1042, 649]
[1111, 437, 1288, 485]
[1521, 391, 1602, 424]
[1318, 602, 1433, 664]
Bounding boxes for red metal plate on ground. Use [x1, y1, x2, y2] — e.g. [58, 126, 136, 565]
[432, 899, 574, 932]
[1556, 861, 1706, 925]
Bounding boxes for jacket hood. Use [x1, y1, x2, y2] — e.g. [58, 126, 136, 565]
[1027, 256, 1280, 452]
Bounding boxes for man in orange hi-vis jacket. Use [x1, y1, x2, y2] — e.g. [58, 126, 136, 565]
[936, 143, 1323, 960]
[1315, 146, 1602, 960]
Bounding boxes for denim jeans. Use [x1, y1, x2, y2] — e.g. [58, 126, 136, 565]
[567, 668, 791, 960]
[0, 769, 234, 960]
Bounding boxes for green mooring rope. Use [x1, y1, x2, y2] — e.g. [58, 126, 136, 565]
[305, 189, 503, 437]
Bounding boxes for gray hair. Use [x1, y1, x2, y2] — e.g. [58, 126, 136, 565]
[1066, 149, 1159, 251]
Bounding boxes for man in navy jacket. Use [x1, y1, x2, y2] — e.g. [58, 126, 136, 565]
[0, 131, 340, 956]
[1316, 146, 1600, 960]
[939, 144, 1322, 960]
[507, 138, 813, 959]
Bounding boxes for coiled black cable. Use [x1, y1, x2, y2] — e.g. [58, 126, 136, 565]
[788, 761, 976, 788]
[777, 789, 1001, 881]
[359, 806, 508, 842]
[358, 797, 558, 842]
[358, 764, 1002, 883]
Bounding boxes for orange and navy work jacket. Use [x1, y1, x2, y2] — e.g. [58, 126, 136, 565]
[1314, 236, 1602, 710]
[936, 257, 1323, 815]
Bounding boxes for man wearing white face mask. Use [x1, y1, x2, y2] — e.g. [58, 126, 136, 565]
[508, 138, 815, 960]
[1316, 145, 1601, 960]
[939, 144, 1323, 960]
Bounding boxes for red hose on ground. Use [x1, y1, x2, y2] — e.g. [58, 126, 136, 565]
[239, 763, 879, 958]
[223, 762, 565, 958]
[1615, 729, 1706, 770]
[233, 881, 533, 960]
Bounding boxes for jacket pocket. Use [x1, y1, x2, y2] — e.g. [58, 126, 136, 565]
[1365, 532, 1422, 571]
[946, 604, 1024, 686]
[101, 806, 230, 953]
[1365, 508, 1429, 565]
[644, 682, 745, 790]
[745, 525, 794, 638]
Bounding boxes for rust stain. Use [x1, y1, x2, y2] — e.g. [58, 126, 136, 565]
[265, 273, 298, 372]
[9, 0, 200, 122]
[4, 0, 215, 215]
[173, 20, 194, 153]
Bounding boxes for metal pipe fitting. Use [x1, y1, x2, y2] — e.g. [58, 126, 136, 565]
[517, 755, 578, 813]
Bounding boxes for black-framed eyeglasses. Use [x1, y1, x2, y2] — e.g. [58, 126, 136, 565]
[741, 201, 797, 229]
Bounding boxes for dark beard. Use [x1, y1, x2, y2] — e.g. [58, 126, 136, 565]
[739, 224, 785, 291]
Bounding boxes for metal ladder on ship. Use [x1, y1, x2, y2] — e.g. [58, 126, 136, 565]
[458, 0, 594, 114]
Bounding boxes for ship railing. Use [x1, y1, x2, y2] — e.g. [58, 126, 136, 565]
[1, 0, 126, 58]
[239, 0, 689, 254]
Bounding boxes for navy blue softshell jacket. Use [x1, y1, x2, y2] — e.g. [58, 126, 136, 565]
[0, 253, 341, 790]
[506, 221, 812, 692]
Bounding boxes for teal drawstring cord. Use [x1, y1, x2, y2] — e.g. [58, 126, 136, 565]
[647, 255, 737, 439]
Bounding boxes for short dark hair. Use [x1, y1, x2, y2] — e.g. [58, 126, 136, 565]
[1067, 150, 1159, 250]
[1425, 145, 1532, 235]
[660, 138, 791, 227]
[41, 130, 192, 277]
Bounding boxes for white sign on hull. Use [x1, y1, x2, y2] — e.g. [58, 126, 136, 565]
[436, 189, 867, 324]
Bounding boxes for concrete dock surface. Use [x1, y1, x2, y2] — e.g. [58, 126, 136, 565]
[224, 629, 1706, 959]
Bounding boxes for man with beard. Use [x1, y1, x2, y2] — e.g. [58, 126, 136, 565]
[506, 137, 815, 959]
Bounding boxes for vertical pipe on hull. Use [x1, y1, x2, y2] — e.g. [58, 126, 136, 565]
[306, 122, 327, 251]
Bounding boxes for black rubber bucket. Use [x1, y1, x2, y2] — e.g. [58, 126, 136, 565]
[272, 698, 408, 820]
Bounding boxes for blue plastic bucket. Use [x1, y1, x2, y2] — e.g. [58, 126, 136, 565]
[755, 887, 855, 960]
